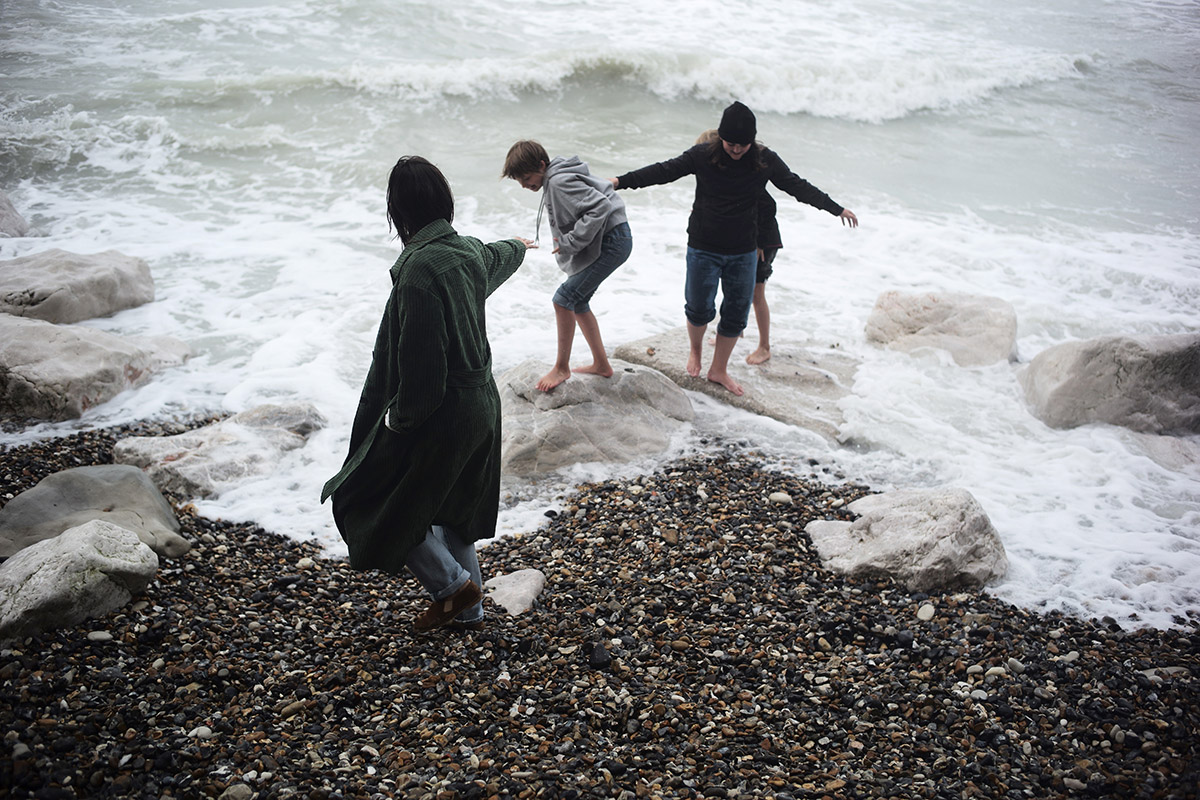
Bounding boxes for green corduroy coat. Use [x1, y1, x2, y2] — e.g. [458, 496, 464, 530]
[321, 219, 526, 574]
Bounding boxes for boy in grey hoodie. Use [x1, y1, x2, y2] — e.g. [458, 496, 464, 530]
[503, 140, 632, 392]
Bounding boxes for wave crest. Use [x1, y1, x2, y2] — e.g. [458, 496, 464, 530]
[326, 46, 1087, 123]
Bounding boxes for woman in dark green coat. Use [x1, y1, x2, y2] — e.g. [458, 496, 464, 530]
[322, 156, 532, 631]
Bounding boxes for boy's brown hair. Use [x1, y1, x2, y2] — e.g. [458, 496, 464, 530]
[501, 140, 550, 180]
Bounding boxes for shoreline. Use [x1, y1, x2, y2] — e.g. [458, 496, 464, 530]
[1, 426, 1198, 799]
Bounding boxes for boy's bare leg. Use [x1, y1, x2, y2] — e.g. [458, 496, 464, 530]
[746, 283, 771, 364]
[537, 302, 575, 392]
[571, 310, 613, 378]
[686, 322, 707, 377]
[708, 333, 744, 395]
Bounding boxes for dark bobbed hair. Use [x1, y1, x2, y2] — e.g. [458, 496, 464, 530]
[386, 156, 454, 244]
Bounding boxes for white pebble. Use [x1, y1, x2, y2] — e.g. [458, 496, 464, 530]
[916, 604, 935, 621]
[768, 492, 792, 505]
[86, 631, 113, 642]
[188, 726, 214, 739]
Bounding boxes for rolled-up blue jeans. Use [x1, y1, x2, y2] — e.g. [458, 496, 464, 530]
[684, 247, 757, 338]
[405, 525, 483, 623]
[552, 222, 633, 313]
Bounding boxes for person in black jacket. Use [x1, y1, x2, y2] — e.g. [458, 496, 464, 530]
[611, 102, 857, 395]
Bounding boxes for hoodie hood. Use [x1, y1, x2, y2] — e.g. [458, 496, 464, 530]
[544, 155, 587, 181]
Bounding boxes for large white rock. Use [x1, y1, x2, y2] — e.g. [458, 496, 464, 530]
[498, 359, 694, 477]
[0, 249, 155, 323]
[865, 291, 1018, 367]
[1018, 333, 1200, 434]
[0, 191, 30, 238]
[805, 488, 1009, 591]
[484, 568, 546, 616]
[613, 328, 858, 443]
[114, 403, 327, 499]
[0, 464, 189, 560]
[0, 314, 190, 421]
[0, 520, 159, 641]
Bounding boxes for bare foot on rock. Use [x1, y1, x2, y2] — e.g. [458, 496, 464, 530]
[536, 366, 571, 392]
[707, 369, 744, 396]
[746, 346, 771, 365]
[573, 362, 613, 378]
[686, 350, 703, 378]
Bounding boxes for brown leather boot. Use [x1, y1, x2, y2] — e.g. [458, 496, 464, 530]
[413, 580, 483, 632]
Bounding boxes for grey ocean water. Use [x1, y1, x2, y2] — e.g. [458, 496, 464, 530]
[2, 0, 1198, 627]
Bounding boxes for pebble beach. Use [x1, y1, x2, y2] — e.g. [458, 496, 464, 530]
[1, 425, 1198, 800]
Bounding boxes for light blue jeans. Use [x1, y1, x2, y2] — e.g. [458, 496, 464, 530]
[552, 222, 633, 313]
[405, 525, 483, 623]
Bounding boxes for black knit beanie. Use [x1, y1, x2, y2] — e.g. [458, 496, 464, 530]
[717, 101, 756, 145]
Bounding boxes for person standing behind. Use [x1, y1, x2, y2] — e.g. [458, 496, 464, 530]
[612, 102, 857, 395]
[321, 156, 534, 632]
[697, 127, 780, 365]
[748, 188, 782, 364]
[502, 140, 633, 392]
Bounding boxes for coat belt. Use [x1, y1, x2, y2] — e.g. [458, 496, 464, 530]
[446, 364, 491, 389]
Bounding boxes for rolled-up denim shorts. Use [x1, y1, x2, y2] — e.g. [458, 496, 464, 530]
[684, 247, 756, 338]
[552, 222, 632, 313]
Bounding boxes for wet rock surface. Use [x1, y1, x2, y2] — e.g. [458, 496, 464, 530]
[1, 428, 1198, 799]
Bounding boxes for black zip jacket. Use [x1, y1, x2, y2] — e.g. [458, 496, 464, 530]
[615, 143, 842, 255]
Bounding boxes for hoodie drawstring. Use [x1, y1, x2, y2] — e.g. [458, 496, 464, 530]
[534, 190, 546, 247]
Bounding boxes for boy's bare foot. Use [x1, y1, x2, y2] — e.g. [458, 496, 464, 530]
[707, 369, 744, 396]
[573, 362, 613, 378]
[536, 366, 571, 392]
[686, 350, 703, 378]
[746, 346, 771, 365]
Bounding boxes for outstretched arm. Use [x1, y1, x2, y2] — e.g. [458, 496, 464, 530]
[481, 238, 531, 297]
[766, 148, 848, 219]
[612, 147, 698, 191]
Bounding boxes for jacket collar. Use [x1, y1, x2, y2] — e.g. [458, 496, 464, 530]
[391, 218, 456, 282]
[406, 218, 456, 247]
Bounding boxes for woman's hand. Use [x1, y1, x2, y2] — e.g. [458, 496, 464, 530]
[840, 209, 859, 228]
[513, 237, 538, 248]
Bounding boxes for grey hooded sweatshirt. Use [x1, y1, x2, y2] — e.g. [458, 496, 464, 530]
[542, 155, 629, 276]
